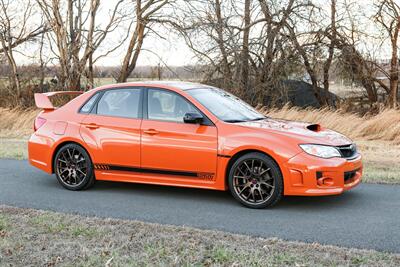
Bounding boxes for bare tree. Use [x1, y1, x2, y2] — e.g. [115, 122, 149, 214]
[170, 0, 236, 88]
[117, 0, 170, 82]
[374, 0, 400, 108]
[37, 0, 126, 90]
[322, 0, 337, 106]
[286, 23, 323, 104]
[239, 0, 251, 91]
[0, 0, 46, 104]
[173, 0, 305, 105]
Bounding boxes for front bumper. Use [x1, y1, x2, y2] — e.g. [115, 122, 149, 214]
[283, 151, 362, 196]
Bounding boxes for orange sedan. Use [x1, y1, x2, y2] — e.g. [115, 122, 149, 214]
[28, 81, 362, 208]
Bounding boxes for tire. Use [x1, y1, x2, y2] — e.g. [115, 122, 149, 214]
[228, 152, 283, 209]
[53, 143, 95, 191]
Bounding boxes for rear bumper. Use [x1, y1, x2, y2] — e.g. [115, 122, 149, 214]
[28, 133, 54, 174]
[283, 152, 362, 196]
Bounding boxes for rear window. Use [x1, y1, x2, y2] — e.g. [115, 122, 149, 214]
[80, 93, 99, 113]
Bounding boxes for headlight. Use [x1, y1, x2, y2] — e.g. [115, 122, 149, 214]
[299, 144, 341, 159]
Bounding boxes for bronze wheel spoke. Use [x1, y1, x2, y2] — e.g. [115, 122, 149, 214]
[233, 158, 275, 205]
[238, 183, 251, 195]
[243, 161, 252, 173]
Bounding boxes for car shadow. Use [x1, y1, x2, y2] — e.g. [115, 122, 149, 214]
[41, 174, 362, 211]
[89, 180, 362, 211]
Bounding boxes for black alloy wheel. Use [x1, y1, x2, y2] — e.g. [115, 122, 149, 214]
[54, 143, 95, 190]
[228, 152, 283, 208]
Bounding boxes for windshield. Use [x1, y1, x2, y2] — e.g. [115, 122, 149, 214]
[187, 88, 265, 122]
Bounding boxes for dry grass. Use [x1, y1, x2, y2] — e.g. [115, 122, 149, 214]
[356, 140, 400, 184]
[0, 205, 399, 266]
[262, 106, 400, 144]
[0, 108, 38, 138]
[2, 106, 400, 143]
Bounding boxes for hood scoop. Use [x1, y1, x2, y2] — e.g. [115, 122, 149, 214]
[306, 123, 322, 132]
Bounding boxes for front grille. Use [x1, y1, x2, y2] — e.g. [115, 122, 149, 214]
[344, 169, 359, 182]
[337, 144, 357, 159]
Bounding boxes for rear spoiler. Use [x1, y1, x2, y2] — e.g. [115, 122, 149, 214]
[34, 91, 83, 110]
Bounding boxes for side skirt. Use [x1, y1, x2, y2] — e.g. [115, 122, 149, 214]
[94, 163, 215, 180]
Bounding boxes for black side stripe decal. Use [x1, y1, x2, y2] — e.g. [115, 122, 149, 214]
[94, 164, 215, 180]
[109, 165, 198, 177]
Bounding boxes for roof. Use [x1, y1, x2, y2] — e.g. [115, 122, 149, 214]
[96, 80, 215, 91]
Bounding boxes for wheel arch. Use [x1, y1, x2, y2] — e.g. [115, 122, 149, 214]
[51, 140, 92, 173]
[224, 149, 284, 187]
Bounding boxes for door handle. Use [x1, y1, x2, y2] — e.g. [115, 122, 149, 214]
[143, 129, 159, 135]
[83, 123, 99, 129]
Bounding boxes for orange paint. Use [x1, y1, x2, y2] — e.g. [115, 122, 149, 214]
[28, 81, 362, 197]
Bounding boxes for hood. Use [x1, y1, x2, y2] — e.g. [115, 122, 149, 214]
[236, 118, 352, 146]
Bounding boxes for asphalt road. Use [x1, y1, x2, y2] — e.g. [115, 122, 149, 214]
[0, 159, 399, 253]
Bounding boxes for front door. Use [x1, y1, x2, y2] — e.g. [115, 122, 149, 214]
[140, 88, 218, 180]
[80, 87, 143, 167]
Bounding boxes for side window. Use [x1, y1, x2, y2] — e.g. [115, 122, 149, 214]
[97, 89, 141, 119]
[80, 93, 99, 113]
[147, 89, 200, 123]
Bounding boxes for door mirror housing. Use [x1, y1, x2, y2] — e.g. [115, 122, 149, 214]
[183, 112, 204, 124]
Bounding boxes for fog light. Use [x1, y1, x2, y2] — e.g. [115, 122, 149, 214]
[317, 177, 334, 186]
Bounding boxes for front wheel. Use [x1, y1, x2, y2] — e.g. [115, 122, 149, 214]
[53, 143, 95, 191]
[228, 152, 283, 209]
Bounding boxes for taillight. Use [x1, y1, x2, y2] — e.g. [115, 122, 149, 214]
[34, 117, 47, 131]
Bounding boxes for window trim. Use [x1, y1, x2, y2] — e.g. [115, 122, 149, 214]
[186, 87, 264, 122]
[144, 87, 214, 126]
[82, 87, 144, 120]
[78, 91, 102, 114]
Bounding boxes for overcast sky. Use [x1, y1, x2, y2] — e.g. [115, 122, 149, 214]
[13, 0, 391, 67]
[14, 0, 196, 67]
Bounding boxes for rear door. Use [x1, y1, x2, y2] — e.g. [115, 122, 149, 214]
[80, 87, 143, 167]
[140, 88, 218, 180]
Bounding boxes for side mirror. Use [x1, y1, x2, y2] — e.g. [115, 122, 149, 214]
[183, 112, 204, 124]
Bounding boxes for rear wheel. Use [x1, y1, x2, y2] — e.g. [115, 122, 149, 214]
[228, 152, 283, 208]
[54, 143, 95, 190]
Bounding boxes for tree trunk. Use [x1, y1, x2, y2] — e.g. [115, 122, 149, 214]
[322, 0, 336, 107]
[287, 26, 324, 105]
[389, 21, 399, 108]
[88, 53, 94, 89]
[0, 34, 21, 105]
[117, 22, 145, 83]
[117, 0, 146, 83]
[389, 59, 399, 108]
[66, 71, 81, 91]
[240, 0, 251, 92]
[215, 0, 232, 87]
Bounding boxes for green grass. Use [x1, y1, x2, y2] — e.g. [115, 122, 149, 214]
[0, 214, 9, 231]
[0, 139, 27, 160]
[29, 213, 101, 238]
[1, 205, 399, 266]
[363, 164, 400, 184]
[70, 225, 100, 238]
